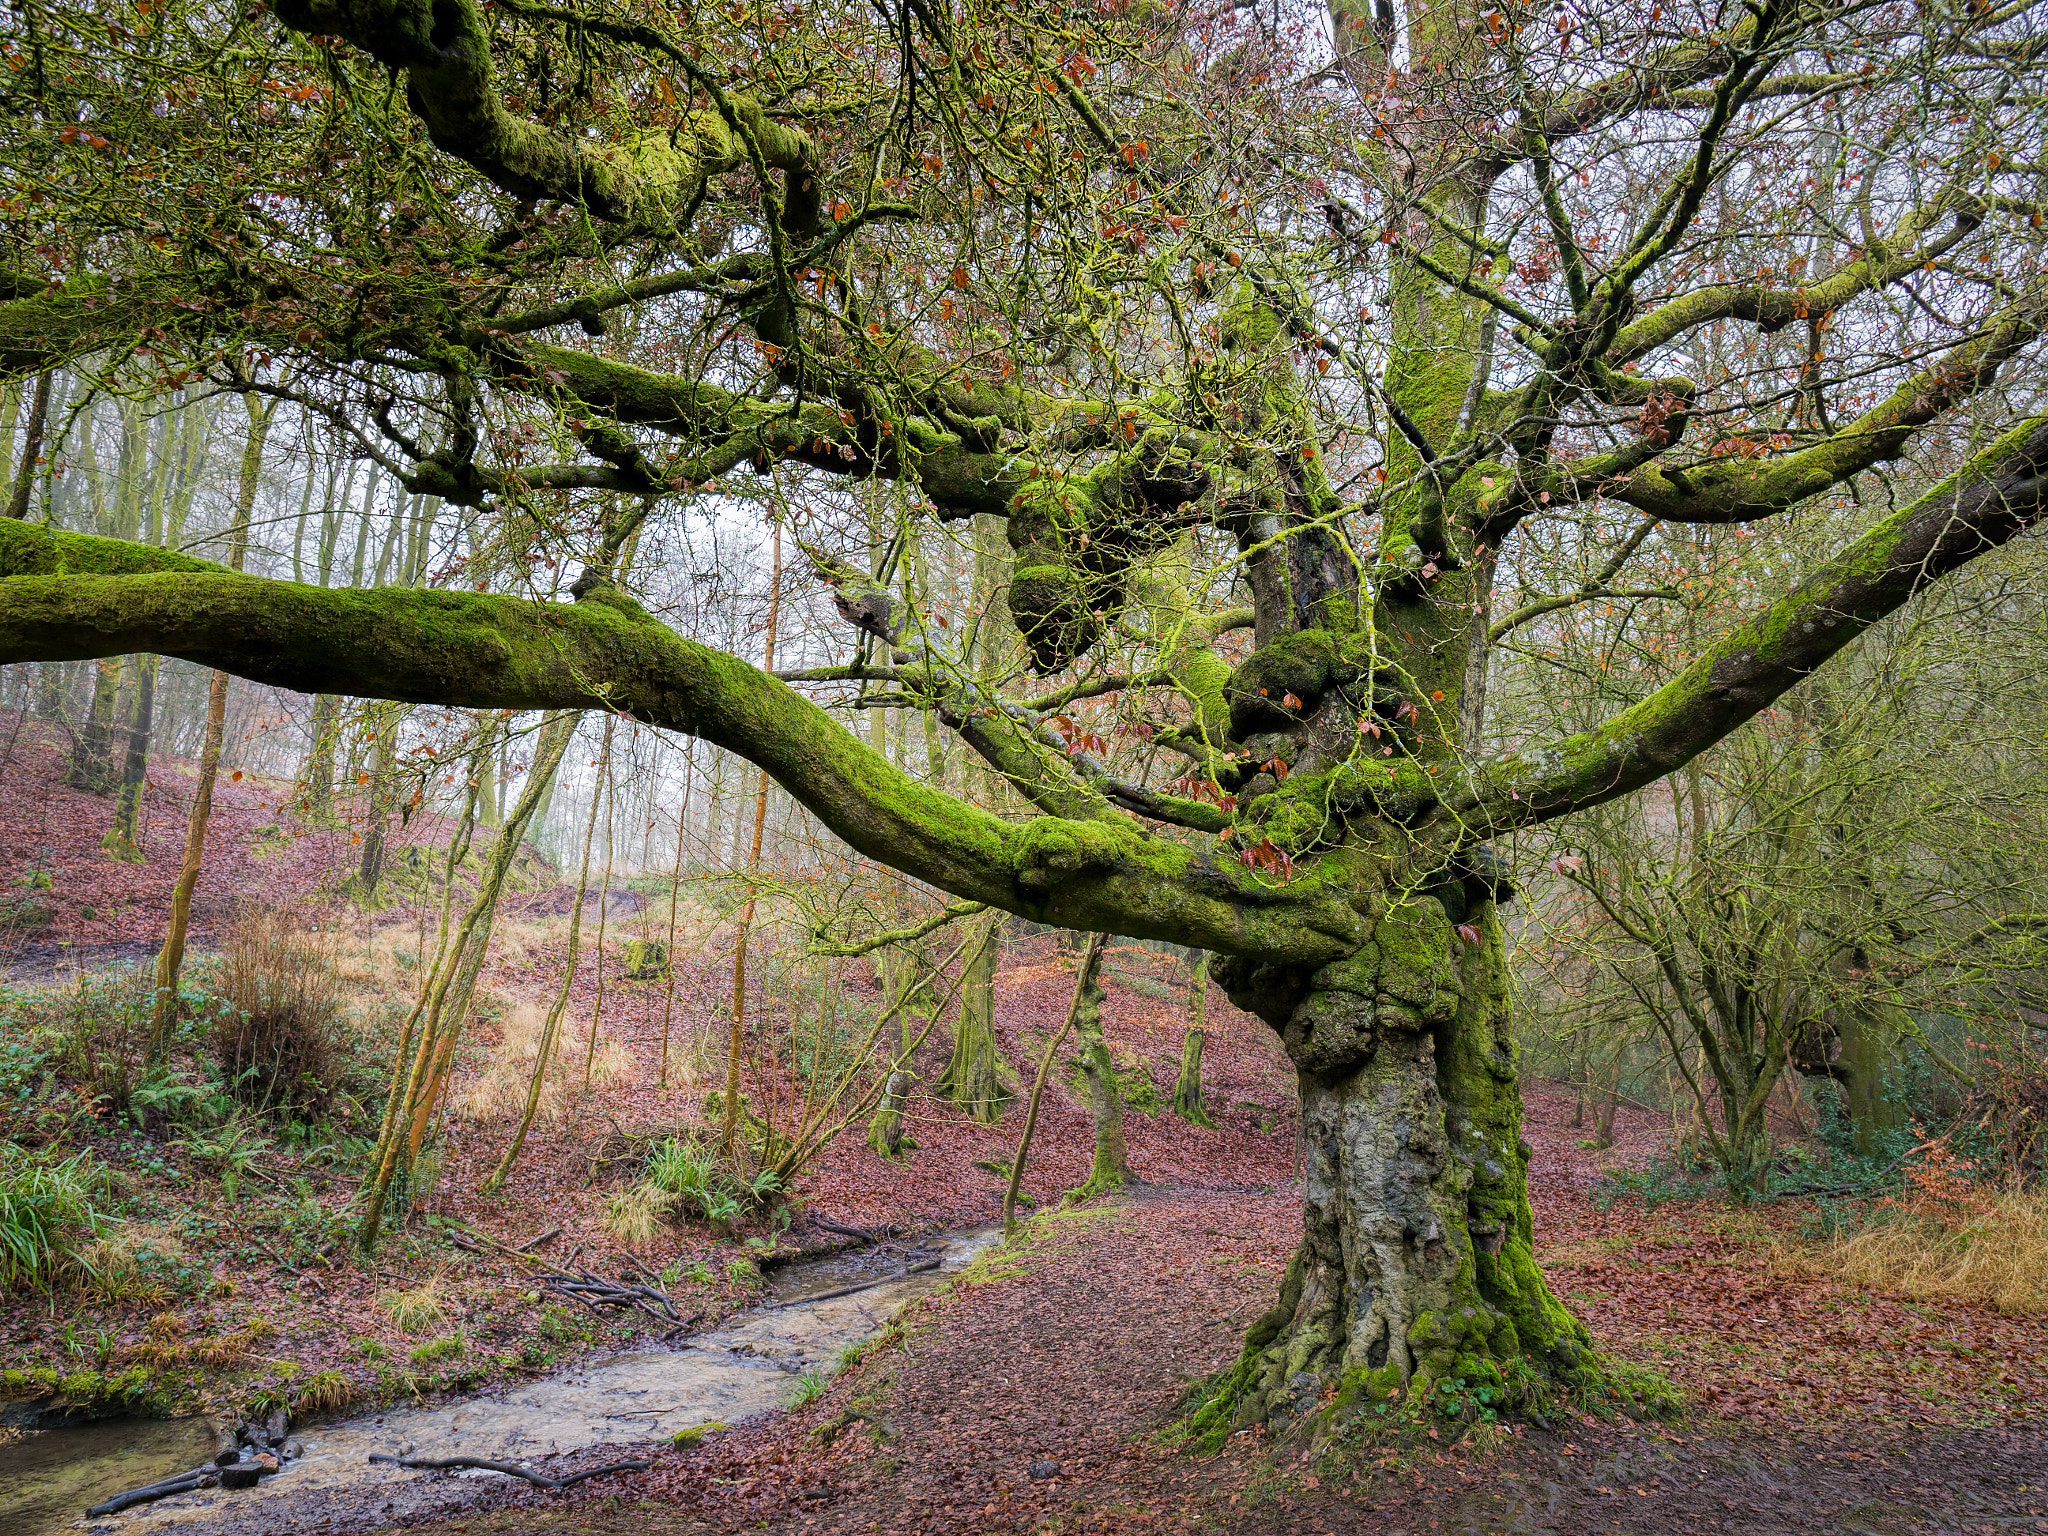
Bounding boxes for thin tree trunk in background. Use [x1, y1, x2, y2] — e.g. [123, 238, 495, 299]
[476, 733, 500, 828]
[68, 659, 121, 791]
[657, 741, 693, 1088]
[1172, 950, 1216, 1127]
[1591, 1043, 1623, 1150]
[358, 710, 572, 1240]
[936, 911, 1005, 1121]
[370, 770, 489, 1201]
[482, 712, 601, 1197]
[102, 654, 157, 861]
[4, 371, 52, 522]
[0, 667, 29, 773]
[355, 701, 401, 899]
[151, 392, 269, 1060]
[1003, 933, 1108, 1235]
[33, 660, 71, 721]
[303, 694, 339, 819]
[582, 744, 618, 1089]
[722, 518, 782, 1158]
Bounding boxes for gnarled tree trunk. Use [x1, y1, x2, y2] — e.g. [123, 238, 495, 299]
[1206, 900, 1597, 1437]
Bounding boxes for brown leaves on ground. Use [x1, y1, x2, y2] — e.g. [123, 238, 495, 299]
[420, 1087, 2048, 1536]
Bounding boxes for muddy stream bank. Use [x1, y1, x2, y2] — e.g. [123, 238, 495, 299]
[2, 1227, 999, 1536]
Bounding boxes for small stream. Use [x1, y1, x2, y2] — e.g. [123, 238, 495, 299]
[1, 1227, 998, 1536]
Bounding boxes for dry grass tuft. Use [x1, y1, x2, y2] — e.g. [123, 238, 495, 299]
[448, 1001, 632, 1124]
[378, 1273, 450, 1335]
[296, 1369, 353, 1415]
[77, 1222, 183, 1303]
[604, 1181, 678, 1249]
[216, 905, 345, 1119]
[123, 1316, 276, 1368]
[191, 1319, 277, 1367]
[332, 926, 423, 993]
[1786, 1183, 2048, 1315]
[489, 917, 563, 969]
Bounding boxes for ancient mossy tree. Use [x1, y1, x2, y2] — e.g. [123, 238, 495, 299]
[6, 0, 2048, 1437]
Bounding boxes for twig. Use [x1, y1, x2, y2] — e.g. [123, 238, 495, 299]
[368, 1453, 650, 1490]
[516, 1225, 562, 1252]
[770, 1258, 940, 1307]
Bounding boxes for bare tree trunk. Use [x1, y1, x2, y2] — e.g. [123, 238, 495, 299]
[657, 744, 693, 1088]
[150, 392, 269, 1061]
[1067, 940, 1130, 1201]
[302, 694, 339, 820]
[935, 911, 1005, 1121]
[101, 654, 157, 861]
[68, 658, 121, 791]
[722, 518, 781, 1158]
[581, 744, 618, 1089]
[354, 702, 402, 900]
[1591, 1043, 1623, 1150]
[1004, 934, 1108, 1233]
[867, 1068, 910, 1160]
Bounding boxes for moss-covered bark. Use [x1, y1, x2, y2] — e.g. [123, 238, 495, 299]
[1065, 950, 1127, 1201]
[67, 657, 120, 793]
[1172, 951, 1215, 1127]
[936, 912, 1006, 1122]
[100, 654, 156, 861]
[1201, 893, 1635, 1440]
[0, 523, 1371, 963]
[867, 1069, 910, 1160]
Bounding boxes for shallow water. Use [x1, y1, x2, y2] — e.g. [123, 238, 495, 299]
[13, 1226, 997, 1536]
[0, 1415, 218, 1536]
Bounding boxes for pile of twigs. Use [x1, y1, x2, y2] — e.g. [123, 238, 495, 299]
[537, 1263, 686, 1328]
[445, 1220, 702, 1337]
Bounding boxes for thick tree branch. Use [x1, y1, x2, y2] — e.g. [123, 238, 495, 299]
[1588, 305, 2045, 523]
[0, 525, 1364, 962]
[1608, 205, 1980, 365]
[270, 0, 814, 226]
[509, 342, 1025, 515]
[1455, 414, 2048, 828]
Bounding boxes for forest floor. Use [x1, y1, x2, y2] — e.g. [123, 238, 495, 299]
[5, 722, 2047, 1533]
[394, 1091, 2048, 1536]
[0, 722, 1299, 1426]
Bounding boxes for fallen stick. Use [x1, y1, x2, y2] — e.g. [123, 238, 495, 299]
[516, 1226, 562, 1252]
[367, 1453, 650, 1490]
[771, 1258, 941, 1308]
[809, 1215, 876, 1243]
[86, 1467, 217, 1516]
